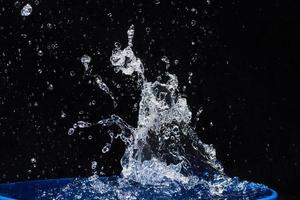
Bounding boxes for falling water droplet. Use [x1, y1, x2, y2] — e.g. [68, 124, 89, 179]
[81, 54, 91, 64]
[76, 121, 91, 128]
[188, 72, 193, 84]
[68, 128, 75, 135]
[91, 161, 97, 170]
[154, 0, 160, 5]
[196, 107, 204, 117]
[191, 8, 198, 14]
[69, 70, 76, 77]
[47, 83, 54, 90]
[37, 50, 43, 56]
[14, 1, 21, 8]
[191, 20, 197, 27]
[145, 27, 151, 33]
[161, 56, 169, 63]
[161, 56, 170, 70]
[102, 143, 111, 153]
[21, 4, 32, 16]
[114, 42, 121, 49]
[61, 111, 66, 118]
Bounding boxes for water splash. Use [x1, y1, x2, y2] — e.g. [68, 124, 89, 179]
[110, 25, 144, 85]
[94, 75, 117, 108]
[80, 54, 118, 108]
[43, 25, 272, 199]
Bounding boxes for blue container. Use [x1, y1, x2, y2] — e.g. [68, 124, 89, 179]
[0, 177, 278, 200]
[0, 178, 74, 200]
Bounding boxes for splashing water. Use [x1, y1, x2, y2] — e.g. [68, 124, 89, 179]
[94, 75, 117, 108]
[110, 25, 144, 85]
[80, 54, 117, 108]
[41, 26, 273, 199]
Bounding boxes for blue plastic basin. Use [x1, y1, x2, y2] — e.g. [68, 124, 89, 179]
[0, 177, 278, 200]
[0, 178, 74, 200]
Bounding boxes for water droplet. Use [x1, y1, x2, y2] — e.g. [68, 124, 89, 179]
[102, 143, 111, 153]
[68, 128, 75, 135]
[188, 72, 193, 84]
[47, 23, 52, 29]
[196, 107, 203, 117]
[91, 161, 97, 170]
[70, 70, 76, 77]
[161, 56, 169, 64]
[61, 111, 66, 118]
[76, 121, 91, 128]
[81, 54, 91, 64]
[145, 27, 151, 33]
[191, 20, 197, 27]
[191, 8, 198, 14]
[21, 4, 32, 16]
[14, 1, 21, 8]
[37, 50, 43, 56]
[114, 42, 121, 49]
[79, 110, 84, 115]
[161, 56, 170, 69]
[47, 83, 54, 90]
[154, 0, 160, 5]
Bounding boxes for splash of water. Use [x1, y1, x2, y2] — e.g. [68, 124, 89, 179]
[49, 25, 271, 199]
[80, 54, 117, 108]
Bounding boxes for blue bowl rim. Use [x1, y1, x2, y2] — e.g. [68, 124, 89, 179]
[259, 189, 278, 200]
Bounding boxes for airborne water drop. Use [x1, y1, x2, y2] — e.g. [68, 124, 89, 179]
[20, 4, 32, 16]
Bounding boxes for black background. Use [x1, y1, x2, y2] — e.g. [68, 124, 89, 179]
[0, 0, 299, 199]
